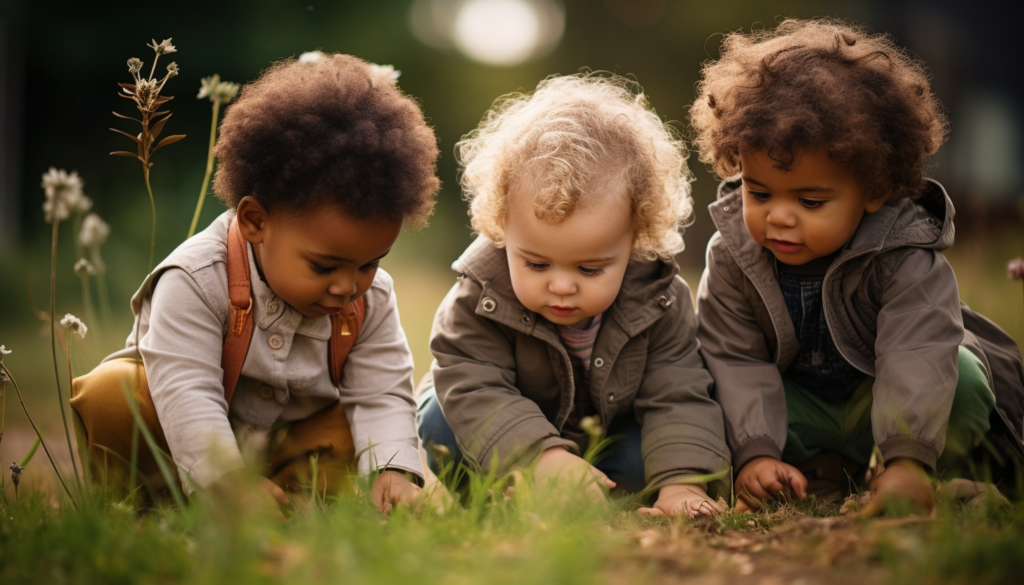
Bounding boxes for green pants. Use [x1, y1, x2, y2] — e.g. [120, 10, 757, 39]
[781, 346, 996, 472]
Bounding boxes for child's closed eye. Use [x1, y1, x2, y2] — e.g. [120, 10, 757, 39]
[799, 199, 825, 209]
[578, 266, 604, 276]
[748, 190, 771, 201]
[526, 261, 550, 271]
[310, 262, 335, 275]
[359, 260, 381, 273]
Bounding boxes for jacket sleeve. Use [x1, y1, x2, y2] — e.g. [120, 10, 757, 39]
[633, 277, 731, 490]
[430, 277, 575, 474]
[696, 234, 788, 471]
[339, 272, 424, 481]
[871, 248, 962, 469]
[140, 268, 245, 492]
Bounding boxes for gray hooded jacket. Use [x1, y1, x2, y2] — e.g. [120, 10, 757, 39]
[697, 178, 1024, 472]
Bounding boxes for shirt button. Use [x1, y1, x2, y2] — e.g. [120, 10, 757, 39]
[268, 334, 284, 350]
[593, 357, 605, 368]
[258, 384, 275, 400]
[266, 298, 280, 314]
[606, 393, 615, 402]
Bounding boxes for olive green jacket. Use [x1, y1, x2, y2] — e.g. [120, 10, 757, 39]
[428, 237, 730, 489]
[697, 178, 1024, 472]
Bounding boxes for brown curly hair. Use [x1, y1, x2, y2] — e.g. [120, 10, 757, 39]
[690, 19, 948, 200]
[213, 52, 440, 226]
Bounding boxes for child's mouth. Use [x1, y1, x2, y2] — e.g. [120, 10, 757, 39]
[313, 303, 343, 315]
[547, 306, 577, 317]
[768, 239, 803, 254]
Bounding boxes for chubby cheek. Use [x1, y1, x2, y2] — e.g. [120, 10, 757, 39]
[508, 266, 545, 312]
[742, 206, 766, 244]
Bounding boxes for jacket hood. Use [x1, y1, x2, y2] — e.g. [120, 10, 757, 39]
[709, 177, 955, 268]
[452, 236, 680, 337]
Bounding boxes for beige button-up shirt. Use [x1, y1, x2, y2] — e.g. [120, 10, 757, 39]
[108, 212, 423, 491]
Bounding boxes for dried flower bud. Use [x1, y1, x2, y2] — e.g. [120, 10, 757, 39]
[74, 258, 97, 278]
[79, 213, 111, 249]
[0, 345, 10, 382]
[127, 57, 144, 75]
[149, 38, 177, 56]
[166, 62, 179, 78]
[1009, 257, 1024, 281]
[429, 443, 451, 461]
[579, 415, 603, 437]
[9, 462, 24, 489]
[60, 314, 88, 339]
[41, 167, 85, 224]
[0, 345, 9, 356]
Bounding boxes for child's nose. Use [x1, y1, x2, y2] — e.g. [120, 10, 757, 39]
[328, 272, 358, 298]
[766, 205, 797, 227]
[548, 274, 577, 296]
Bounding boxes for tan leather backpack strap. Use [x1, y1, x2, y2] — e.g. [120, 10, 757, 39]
[328, 297, 366, 386]
[222, 217, 254, 404]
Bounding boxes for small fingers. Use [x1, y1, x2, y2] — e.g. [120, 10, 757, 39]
[590, 467, 616, 489]
[637, 507, 667, 517]
[786, 468, 809, 500]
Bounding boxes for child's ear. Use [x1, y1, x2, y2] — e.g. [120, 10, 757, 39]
[236, 196, 270, 244]
[864, 196, 886, 214]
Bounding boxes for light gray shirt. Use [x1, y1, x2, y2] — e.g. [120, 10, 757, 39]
[109, 212, 423, 491]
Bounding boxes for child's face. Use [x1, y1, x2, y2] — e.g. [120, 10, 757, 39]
[504, 177, 633, 329]
[237, 197, 403, 319]
[740, 148, 884, 265]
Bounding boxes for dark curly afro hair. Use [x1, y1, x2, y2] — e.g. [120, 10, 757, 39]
[214, 52, 440, 226]
[690, 19, 948, 201]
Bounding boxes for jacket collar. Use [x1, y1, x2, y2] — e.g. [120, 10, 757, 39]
[453, 236, 680, 338]
[708, 176, 955, 270]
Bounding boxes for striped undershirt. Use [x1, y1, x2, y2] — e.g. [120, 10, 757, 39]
[556, 314, 603, 376]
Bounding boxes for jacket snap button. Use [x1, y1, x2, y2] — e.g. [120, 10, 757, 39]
[258, 385, 274, 400]
[521, 315, 530, 324]
[266, 298, 279, 314]
[268, 334, 284, 349]
[481, 297, 497, 312]
[593, 357, 605, 368]
[658, 295, 673, 308]
[606, 393, 615, 402]
[723, 205, 730, 212]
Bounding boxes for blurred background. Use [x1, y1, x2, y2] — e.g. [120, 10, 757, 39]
[0, 0, 1021, 487]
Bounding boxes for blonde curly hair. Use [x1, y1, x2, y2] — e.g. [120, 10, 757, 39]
[456, 73, 693, 260]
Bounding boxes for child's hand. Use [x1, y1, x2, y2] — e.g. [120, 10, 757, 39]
[534, 446, 615, 504]
[734, 456, 808, 511]
[372, 469, 422, 515]
[639, 483, 725, 518]
[208, 469, 291, 520]
[860, 458, 933, 517]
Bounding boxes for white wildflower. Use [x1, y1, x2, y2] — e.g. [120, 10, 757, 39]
[74, 258, 97, 277]
[79, 213, 111, 248]
[149, 38, 177, 56]
[0, 345, 10, 355]
[298, 51, 324, 64]
[198, 74, 240, 104]
[368, 63, 401, 87]
[41, 167, 85, 223]
[127, 57, 144, 75]
[60, 314, 88, 339]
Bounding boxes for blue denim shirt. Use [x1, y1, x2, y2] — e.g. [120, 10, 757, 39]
[777, 252, 866, 399]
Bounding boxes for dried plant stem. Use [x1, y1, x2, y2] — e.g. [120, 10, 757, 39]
[96, 271, 113, 331]
[144, 166, 157, 270]
[188, 99, 222, 239]
[79, 275, 99, 345]
[64, 336, 82, 485]
[0, 361, 78, 509]
[48, 220, 81, 487]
